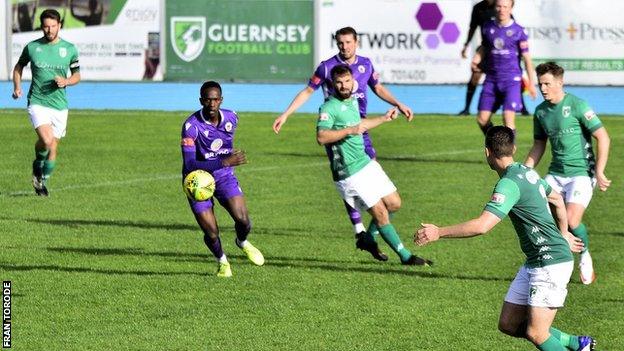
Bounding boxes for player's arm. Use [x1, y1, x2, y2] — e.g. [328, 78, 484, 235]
[55, 57, 81, 88]
[415, 211, 501, 246]
[520, 44, 537, 98]
[471, 46, 484, 73]
[371, 83, 413, 120]
[592, 126, 611, 191]
[317, 127, 357, 145]
[461, 6, 479, 58]
[273, 86, 315, 133]
[317, 109, 396, 144]
[11, 63, 24, 99]
[524, 138, 547, 168]
[546, 187, 584, 252]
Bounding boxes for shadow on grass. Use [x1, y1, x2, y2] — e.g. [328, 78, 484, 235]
[0, 262, 207, 277]
[38, 246, 512, 282]
[266, 151, 483, 165]
[15, 218, 336, 238]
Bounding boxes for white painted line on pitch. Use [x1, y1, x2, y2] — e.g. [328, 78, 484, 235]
[1, 146, 496, 197]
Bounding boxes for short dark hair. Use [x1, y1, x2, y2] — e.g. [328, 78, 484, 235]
[40, 9, 61, 24]
[536, 61, 564, 79]
[330, 64, 352, 81]
[485, 126, 515, 158]
[334, 27, 357, 41]
[200, 81, 222, 97]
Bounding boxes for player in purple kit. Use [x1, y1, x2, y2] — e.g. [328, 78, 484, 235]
[181, 81, 264, 278]
[475, 0, 536, 136]
[273, 27, 413, 257]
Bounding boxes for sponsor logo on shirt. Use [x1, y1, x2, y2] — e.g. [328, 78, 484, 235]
[310, 75, 321, 85]
[319, 112, 329, 121]
[584, 110, 596, 121]
[210, 138, 223, 151]
[562, 106, 571, 118]
[494, 37, 505, 49]
[181, 137, 195, 146]
[224, 122, 233, 132]
[491, 193, 505, 204]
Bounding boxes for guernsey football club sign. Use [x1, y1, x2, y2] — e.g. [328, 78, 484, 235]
[171, 17, 206, 62]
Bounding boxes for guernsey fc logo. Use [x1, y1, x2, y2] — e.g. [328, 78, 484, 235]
[562, 106, 571, 118]
[171, 17, 206, 62]
[59, 47, 67, 58]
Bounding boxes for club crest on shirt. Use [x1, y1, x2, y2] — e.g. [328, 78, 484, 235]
[562, 106, 571, 118]
[491, 193, 505, 204]
[584, 110, 596, 121]
[224, 122, 233, 132]
[59, 47, 67, 58]
[494, 38, 505, 49]
[210, 138, 223, 151]
[506, 29, 514, 37]
[357, 65, 366, 73]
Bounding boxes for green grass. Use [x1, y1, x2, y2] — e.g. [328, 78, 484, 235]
[1, 109, 622, 350]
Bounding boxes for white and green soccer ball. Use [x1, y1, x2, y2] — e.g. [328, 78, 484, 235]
[183, 170, 215, 201]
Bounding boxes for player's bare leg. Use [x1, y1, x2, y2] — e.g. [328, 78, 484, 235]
[567, 203, 594, 284]
[502, 109, 516, 137]
[222, 195, 264, 266]
[477, 110, 494, 135]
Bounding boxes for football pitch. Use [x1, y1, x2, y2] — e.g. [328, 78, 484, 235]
[1, 109, 622, 350]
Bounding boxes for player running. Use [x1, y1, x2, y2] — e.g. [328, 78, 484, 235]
[317, 65, 431, 266]
[273, 26, 413, 250]
[181, 81, 264, 277]
[416, 126, 596, 351]
[525, 62, 611, 285]
[12, 9, 80, 196]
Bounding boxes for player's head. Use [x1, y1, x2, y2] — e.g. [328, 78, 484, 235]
[199, 81, 223, 118]
[334, 27, 358, 61]
[40, 9, 62, 42]
[330, 65, 354, 100]
[485, 126, 515, 169]
[495, 0, 513, 23]
[536, 62, 565, 103]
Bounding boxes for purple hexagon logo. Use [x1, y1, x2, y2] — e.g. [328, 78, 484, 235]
[415, 3, 443, 31]
[439, 22, 460, 44]
[425, 34, 440, 49]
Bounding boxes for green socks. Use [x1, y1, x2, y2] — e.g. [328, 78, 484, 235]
[537, 335, 566, 351]
[378, 223, 412, 262]
[549, 327, 580, 350]
[570, 223, 589, 253]
[42, 159, 56, 180]
[32, 150, 49, 177]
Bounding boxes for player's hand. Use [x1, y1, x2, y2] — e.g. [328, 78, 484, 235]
[54, 76, 68, 88]
[415, 223, 440, 246]
[272, 114, 288, 134]
[470, 60, 482, 73]
[351, 122, 368, 135]
[527, 84, 537, 99]
[564, 232, 584, 253]
[223, 149, 247, 167]
[12, 88, 22, 99]
[384, 107, 399, 121]
[396, 104, 413, 121]
[596, 172, 611, 192]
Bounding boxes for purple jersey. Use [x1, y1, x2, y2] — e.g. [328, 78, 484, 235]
[181, 108, 238, 178]
[481, 20, 529, 81]
[308, 54, 379, 117]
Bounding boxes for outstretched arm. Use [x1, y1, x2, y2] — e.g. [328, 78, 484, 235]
[415, 210, 501, 246]
[273, 86, 315, 133]
[592, 126, 611, 191]
[371, 83, 413, 120]
[316, 108, 398, 145]
[524, 139, 547, 168]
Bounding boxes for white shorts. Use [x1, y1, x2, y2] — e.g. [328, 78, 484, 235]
[28, 104, 69, 139]
[334, 160, 397, 212]
[504, 261, 573, 308]
[545, 174, 594, 208]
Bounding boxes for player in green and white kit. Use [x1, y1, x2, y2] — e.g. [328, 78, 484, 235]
[525, 62, 611, 285]
[12, 9, 81, 196]
[317, 64, 431, 266]
[416, 127, 595, 351]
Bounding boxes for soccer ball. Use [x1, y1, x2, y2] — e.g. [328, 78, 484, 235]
[183, 170, 216, 201]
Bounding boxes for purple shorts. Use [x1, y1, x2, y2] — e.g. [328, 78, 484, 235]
[362, 131, 376, 159]
[478, 78, 523, 113]
[187, 168, 243, 214]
